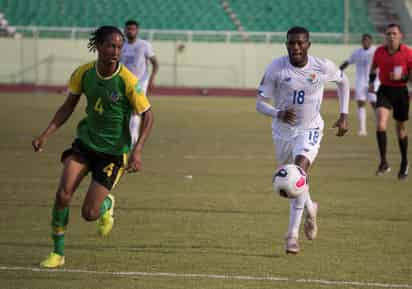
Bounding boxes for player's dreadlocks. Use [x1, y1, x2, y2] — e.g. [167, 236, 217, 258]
[88, 25, 124, 52]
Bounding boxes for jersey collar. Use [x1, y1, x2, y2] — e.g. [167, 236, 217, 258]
[95, 62, 121, 80]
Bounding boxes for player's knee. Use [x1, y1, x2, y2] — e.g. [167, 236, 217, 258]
[397, 124, 407, 138]
[81, 205, 100, 221]
[376, 120, 387, 131]
[56, 189, 73, 207]
[357, 100, 366, 107]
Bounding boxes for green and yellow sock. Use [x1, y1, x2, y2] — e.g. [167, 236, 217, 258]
[51, 206, 69, 256]
[99, 196, 112, 217]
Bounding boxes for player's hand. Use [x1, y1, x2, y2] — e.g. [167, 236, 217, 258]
[332, 113, 348, 137]
[127, 150, 143, 173]
[368, 83, 375, 93]
[32, 136, 47, 152]
[147, 80, 154, 96]
[277, 108, 296, 125]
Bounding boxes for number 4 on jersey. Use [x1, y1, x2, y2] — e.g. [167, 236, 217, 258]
[293, 90, 305, 104]
[94, 97, 104, 115]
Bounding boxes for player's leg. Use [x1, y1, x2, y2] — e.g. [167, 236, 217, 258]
[393, 87, 409, 179]
[396, 121, 409, 179]
[357, 100, 367, 136]
[40, 154, 89, 268]
[129, 80, 149, 148]
[292, 129, 322, 241]
[273, 138, 299, 253]
[355, 85, 368, 136]
[81, 153, 125, 236]
[375, 86, 392, 175]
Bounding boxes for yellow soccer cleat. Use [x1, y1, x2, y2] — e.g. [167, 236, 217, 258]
[40, 252, 65, 268]
[97, 194, 115, 237]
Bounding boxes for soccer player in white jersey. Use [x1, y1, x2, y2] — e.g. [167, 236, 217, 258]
[340, 34, 379, 136]
[256, 26, 350, 254]
[121, 20, 159, 147]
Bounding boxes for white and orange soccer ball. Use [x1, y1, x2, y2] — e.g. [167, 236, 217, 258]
[272, 164, 308, 199]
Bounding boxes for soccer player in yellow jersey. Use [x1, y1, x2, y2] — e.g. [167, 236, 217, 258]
[32, 26, 154, 268]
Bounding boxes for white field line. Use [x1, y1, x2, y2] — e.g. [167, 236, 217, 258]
[0, 265, 411, 288]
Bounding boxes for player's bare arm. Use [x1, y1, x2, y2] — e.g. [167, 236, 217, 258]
[32, 93, 81, 152]
[147, 56, 159, 95]
[339, 61, 349, 71]
[127, 109, 154, 172]
[368, 62, 378, 93]
[333, 71, 350, 136]
[256, 95, 296, 125]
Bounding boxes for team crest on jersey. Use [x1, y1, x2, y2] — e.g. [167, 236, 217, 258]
[110, 91, 120, 102]
[284, 77, 292, 82]
[306, 72, 320, 85]
[135, 82, 143, 93]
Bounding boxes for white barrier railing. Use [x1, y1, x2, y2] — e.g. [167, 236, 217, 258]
[12, 25, 385, 44]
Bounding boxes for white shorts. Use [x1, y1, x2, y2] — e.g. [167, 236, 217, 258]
[274, 128, 323, 165]
[355, 83, 377, 102]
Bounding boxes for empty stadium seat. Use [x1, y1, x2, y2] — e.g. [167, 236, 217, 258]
[0, 0, 375, 34]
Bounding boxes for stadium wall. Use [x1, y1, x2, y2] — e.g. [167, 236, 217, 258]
[0, 38, 362, 92]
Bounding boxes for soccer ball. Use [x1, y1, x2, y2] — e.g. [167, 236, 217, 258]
[272, 164, 308, 199]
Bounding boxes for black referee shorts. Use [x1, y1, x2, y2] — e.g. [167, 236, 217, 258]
[376, 85, 410, 121]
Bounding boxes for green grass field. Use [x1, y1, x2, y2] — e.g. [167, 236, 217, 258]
[0, 93, 411, 289]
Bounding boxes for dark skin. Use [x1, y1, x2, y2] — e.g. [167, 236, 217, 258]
[32, 32, 154, 218]
[340, 36, 376, 110]
[280, 32, 348, 171]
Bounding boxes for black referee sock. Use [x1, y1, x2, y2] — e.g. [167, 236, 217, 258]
[376, 131, 388, 164]
[398, 136, 408, 166]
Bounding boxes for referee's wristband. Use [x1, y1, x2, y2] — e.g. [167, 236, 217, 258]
[369, 73, 376, 84]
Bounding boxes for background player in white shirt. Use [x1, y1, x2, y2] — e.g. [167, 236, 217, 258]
[340, 34, 379, 136]
[121, 20, 159, 147]
[256, 26, 350, 254]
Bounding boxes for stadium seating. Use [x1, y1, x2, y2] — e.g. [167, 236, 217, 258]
[229, 0, 375, 33]
[0, 0, 375, 33]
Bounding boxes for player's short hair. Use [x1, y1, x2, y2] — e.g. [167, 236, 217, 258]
[362, 33, 372, 40]
[286, 26, 310, 40]
[87, 25, 124, 52]
[125, 20, 139, 28]
[386, 23, 402, 33]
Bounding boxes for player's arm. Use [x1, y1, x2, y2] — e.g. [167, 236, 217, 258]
[339, 61, 350, 71]
[256, 69, 295, 125]
[147, 56, 159, 95]
[332, 71, 350, 136]
[32, 93, 81, 152]
[256, 95, 295, 125]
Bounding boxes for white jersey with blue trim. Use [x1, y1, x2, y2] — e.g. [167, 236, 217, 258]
[258, 55, 344, 140]
[120, 39, 155, 83]
[347, 46, 376, 88]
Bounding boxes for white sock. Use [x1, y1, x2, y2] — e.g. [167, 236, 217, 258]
[357, 106, 366, 133]
[305, 190, 314, 213]
[287, 192, 307, 238]
[129, 113, 142, 147]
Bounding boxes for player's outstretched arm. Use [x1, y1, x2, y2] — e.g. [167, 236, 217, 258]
[333, 72, 350, 136]
[127, 109, 154, 173]
[256, 95, 296, 125]
[32, 93, 81, 152]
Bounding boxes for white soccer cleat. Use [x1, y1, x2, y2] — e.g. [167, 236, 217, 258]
[357, 130, 367, 136]
[285, 236, 300, 254]
[304, 202, 318, 240]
